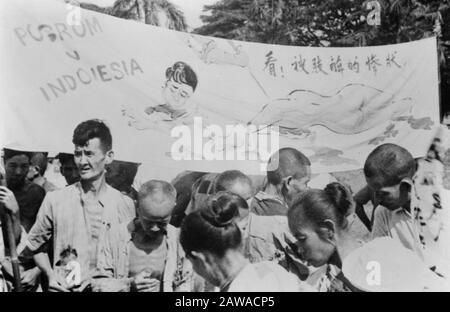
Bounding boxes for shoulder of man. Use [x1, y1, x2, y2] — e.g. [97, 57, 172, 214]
[122, 193, 136, 217]
[109, 220, 133, 241]
[105, 184, 136, 219]
[371, 205, 395, 238]
[248, 214, 288, 240]
[250, 191, 287, 216]
[252, 191, 285, 205]
[373, 205, 395, 221]
[42, 179, 58, 193]
[40, 183, 78, 203]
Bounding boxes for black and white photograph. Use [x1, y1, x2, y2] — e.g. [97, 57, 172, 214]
[0, 0, 450, 299]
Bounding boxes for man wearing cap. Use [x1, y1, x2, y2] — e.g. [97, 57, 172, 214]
[1, 148, 44, 291]
[2, 149, 46, 233]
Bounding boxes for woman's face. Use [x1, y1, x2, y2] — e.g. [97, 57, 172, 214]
[162, 79, 194, 110]
[290, 221, 335, 268]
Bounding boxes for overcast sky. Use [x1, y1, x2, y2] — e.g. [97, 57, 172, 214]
[79, 0, 217, 29]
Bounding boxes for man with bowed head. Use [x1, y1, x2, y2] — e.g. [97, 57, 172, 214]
[364, 143, 424, 260]
[251, 147, 311, 216]
[93, 180, 195, 292]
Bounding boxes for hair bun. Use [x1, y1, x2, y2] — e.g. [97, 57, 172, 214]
[201, 192, 240, 227]
[324, 182, 354, 218]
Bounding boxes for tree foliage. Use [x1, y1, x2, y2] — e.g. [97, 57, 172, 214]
[194, 0, 253, 39]
[79, 0, 188, 31]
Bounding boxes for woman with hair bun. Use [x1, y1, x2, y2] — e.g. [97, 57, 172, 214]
[288, 182, 448, 292]
[180, 191, 313, 292]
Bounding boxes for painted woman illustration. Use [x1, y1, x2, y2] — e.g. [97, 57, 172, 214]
[122, 61, 198, 131]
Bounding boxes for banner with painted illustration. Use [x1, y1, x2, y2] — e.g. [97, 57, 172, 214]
[0, 0, 440, 180]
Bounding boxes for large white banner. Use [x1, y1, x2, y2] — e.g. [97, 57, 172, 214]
[0, 0, 440, 178]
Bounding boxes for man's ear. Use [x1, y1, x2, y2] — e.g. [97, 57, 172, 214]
[400, 178, 412, 188]
[283, 176, 293, 187]
[105, 150, 114, 165]
[318, 219, 337, 243]
[399, 178, 412, 195]
[399, 178, 412, 200]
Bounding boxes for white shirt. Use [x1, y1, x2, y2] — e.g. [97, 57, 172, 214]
[343, 237, 449, 291]
[371, 205, 425, 262]
[227, 261, 315, 292]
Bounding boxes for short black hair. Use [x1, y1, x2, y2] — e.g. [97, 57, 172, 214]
[72, 119, 112, 152]
[364, 143, 415, 187]
[57, 153, 75, 166]
[267, 148, 311, 185]
[3, 148, 32, 163]
[105, 160, 140, 193]
[166, 61, 198, 92]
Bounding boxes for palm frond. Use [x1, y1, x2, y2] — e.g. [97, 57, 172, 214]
[81, 0, 187, 31]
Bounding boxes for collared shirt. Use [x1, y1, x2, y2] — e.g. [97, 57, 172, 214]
[95, 221, 194, 292]
[250, 191, 288, 216]
[25, 181, 135, 280]
[249, 173, 335, 217]
[242, 213, 310, 281]
[243, 212, 289, 262]
[371, 205, 425, 261]
[226, 261, 313, 292]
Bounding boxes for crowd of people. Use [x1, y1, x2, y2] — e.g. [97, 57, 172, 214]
[0, 118, 449, 292]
